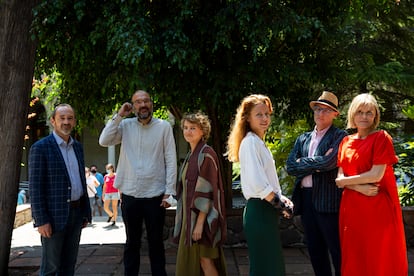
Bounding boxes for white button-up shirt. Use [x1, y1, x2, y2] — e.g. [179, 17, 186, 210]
[99, 115, 177, 198]
[239, 132, 281, 200]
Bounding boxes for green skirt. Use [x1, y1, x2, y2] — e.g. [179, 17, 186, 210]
[244, 198, 286, 276]
[175, 224, 227, 276]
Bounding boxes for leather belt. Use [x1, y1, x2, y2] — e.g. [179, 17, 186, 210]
[70, 199, 81, 208]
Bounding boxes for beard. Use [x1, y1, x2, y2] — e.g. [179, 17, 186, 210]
[59, 125, 73, 136]
[136, 107, 152, 120]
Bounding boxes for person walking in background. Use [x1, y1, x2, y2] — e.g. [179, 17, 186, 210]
[85, 166, 99, 223]
[90, 164, 104, 216]
[99, 90, 177, 276]
[173, 112, 227, 276]
[335, 93, 408, 276]
[29, 104, 91, 275]
[102, 163, 120, 227]
[286, 91, 347, 276]
[17, 189, 27, 205]
[226, 94, 293, 276]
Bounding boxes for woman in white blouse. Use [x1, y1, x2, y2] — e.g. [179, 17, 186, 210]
[227, 94, 293, 276]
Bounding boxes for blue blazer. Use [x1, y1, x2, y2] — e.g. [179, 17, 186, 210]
[286, 126, 347, 214]
[29, 134, 91, 231]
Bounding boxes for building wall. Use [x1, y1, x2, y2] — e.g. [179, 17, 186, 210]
[81, 125, 119, 173]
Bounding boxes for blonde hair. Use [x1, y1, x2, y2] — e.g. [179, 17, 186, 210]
[226, 94, 273, 162]
[181, 111, 211, 141]
[346, 93, 380, 130]
[105, 163, 115, 172]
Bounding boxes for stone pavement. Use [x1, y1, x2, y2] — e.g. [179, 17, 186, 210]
[9, 216, 414, 275]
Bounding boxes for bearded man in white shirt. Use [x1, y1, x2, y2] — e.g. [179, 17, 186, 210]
[99, 90, 177, 276]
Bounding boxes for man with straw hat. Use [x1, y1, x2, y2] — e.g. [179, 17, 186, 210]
[286, 91, 347, 276]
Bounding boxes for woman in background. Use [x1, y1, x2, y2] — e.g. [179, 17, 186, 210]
[336, 93, 407, 276]
[174, 112, 227, 276]
[226, 94, 293, 276]
[103, 163, 120, 226]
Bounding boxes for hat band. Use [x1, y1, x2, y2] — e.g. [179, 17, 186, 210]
[318, 99, 338, 110]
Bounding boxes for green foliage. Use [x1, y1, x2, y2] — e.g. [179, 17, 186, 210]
[398, 184, 414, 207]
[267, 117, 310, 197]
[394, 103, 414, 206]
[31, 0, 414, 128]
[32, 69, 63, 119]
[152, 99, 170, 121]
[31, 0, 414, 205]
[395, 138, 414, 206]
[403, 102, 414, 120]
[232, 162, 241, 181]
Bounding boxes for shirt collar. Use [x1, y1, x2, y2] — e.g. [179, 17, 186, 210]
[52, 131, 74, 146]
[137, 116, 153, 126]
[313, 125, 330, 137]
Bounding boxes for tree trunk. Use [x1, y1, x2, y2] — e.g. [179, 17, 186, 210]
[0, 1, 39, 274]
[207, 105, 234, 210]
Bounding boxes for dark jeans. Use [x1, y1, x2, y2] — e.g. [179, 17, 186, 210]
[40, 207, 83, 276]
[301, 188, 341, 276]
[121, 194, 167, 276]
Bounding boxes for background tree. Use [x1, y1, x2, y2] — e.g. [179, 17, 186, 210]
[32, 0, 414, 208]
[0, 0, 39, 274]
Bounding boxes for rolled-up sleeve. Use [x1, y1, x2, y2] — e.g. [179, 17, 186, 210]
[164, 125, 177, 196]
[99, 115, 123, 147]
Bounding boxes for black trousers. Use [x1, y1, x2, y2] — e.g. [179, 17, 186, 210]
[121, 194, 166, 276]
[301, 188, 341, 276]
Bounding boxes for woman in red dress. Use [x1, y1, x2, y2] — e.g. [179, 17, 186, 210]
[335, 93, 407, 276]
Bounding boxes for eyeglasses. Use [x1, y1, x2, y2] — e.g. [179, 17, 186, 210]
[133, 99, 151, 105]
[355, 110, 375, 118]
[313, 106, 334, 114]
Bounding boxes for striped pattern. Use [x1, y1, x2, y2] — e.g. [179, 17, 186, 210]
[287, 126, 347, 214]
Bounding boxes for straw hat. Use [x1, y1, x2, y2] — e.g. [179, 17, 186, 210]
[309, 91, 339, 113]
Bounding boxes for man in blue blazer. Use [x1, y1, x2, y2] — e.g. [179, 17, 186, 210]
[287, 91, 347, 276]
[29, 104, 91, 276]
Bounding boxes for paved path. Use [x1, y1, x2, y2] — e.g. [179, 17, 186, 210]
[9, 216, 414, 275]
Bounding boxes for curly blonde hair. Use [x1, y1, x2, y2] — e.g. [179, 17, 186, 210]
[226, 94, 273, 162]
[180, 111, 211, 141]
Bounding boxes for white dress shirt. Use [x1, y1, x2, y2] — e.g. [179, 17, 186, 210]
[99, 115, 177, 198]
[239, 132, 282, 200]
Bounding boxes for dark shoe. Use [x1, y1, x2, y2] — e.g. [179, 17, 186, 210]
[107, 216, 112, 222]
[110, 221, 116, 226]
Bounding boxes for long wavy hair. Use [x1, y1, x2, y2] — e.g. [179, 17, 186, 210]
[226, 94, 273, 162]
